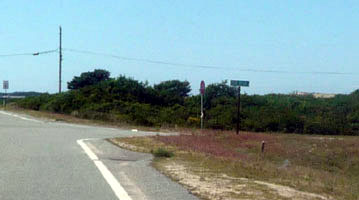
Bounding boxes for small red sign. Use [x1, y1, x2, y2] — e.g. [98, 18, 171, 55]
[200, 81, 205, 95]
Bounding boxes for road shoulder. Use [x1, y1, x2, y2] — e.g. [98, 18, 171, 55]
[83, 138, 198, 200]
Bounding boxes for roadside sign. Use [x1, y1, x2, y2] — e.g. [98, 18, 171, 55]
[229, 80, 250, 134]
[200, 81, 205, 95]
[230, 80, 249, 87]
[3, 80, 9, 90]
[3, 80, 8, 107]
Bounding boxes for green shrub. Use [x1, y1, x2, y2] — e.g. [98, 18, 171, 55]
[187, 116, 200, 127]
[151, 148, 174, 158]
[14, 71, 359, 136]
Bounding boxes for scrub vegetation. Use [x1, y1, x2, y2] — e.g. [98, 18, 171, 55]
[151, 147, 174, 158]
[111, 131, 359, 200]
[15, 69, 359, 136]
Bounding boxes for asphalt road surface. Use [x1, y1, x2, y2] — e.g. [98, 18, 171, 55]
[0, 111, 198, 200]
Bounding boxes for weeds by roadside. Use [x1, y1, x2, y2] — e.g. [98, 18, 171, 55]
[111, 131, 359, 200]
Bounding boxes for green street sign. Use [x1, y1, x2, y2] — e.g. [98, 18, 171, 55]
[230, 80, 249, 87]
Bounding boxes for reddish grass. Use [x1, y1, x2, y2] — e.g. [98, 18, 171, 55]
[154, 130, 359, 173]
[154, 130, 281, 160]
[124, 131, 359, 200]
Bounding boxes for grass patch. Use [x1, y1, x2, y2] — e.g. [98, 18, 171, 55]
[111, 131, 359, 200]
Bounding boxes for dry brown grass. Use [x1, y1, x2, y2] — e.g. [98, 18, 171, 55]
[111, 131, 359, 200]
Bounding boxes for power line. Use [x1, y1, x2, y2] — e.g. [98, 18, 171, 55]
[63, 48, 228, 70]
[0, 49, 58, 57]
[34, 49, 59, 56]
[1, 47, 355, 75]
[0, 52, 35, 57]
[63, 48, 354, 75]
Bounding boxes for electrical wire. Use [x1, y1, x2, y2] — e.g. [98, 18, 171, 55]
[0, 49, 58, 57]
[63, 48, 354, 75]
[0, 52, 36, 57]
[1, 47, 354, 75]
[33, 49, 59, 55]
[63, 48, 230, 70]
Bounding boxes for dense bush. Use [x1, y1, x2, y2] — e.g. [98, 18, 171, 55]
[15, 70, 359, 135]
[68, 69, 111, 90]
[151, 148, 174, 158]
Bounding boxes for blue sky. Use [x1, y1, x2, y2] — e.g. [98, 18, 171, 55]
[0, 0, 358, 95]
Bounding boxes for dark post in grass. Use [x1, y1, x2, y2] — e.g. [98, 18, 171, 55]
[230, 80, 249, 135]
[261, 141, 266, 153]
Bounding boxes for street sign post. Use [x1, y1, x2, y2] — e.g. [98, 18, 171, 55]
[230, 80, 249, 134]
[230, 80, 249, 87]
[200, 81, 205, 129]
[3, 80, 9, 107]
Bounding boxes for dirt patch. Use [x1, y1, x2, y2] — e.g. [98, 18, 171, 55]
[162, 162, 334, 200]
[109, 140, 147, 152]
[253, 180, 334, 200]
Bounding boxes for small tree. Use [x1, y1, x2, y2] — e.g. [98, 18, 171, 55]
[68, 69, 110, 90]
[204, 81, 236, 109]
[154, 80, 191, 106]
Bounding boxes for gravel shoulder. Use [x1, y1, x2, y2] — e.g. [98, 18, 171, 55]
[85, 139, 198, 200]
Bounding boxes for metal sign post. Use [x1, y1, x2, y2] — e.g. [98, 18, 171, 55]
[3, 80, 9, 107]
[237, 86, 241, 134]
[200, 81, 205, 129]
[230, 80, 249, 134]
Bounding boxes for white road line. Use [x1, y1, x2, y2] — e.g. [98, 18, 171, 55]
[0, 111, 42, 123]
[77, 139, 132, 200]
[51, 120, 120, 131]
[55, 123, 95, 129]
[0, 110, 120, 131]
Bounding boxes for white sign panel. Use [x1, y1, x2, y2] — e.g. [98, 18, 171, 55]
[3, 80, 9, 90]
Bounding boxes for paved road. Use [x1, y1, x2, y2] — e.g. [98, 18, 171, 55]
[0, 111, 198, 200]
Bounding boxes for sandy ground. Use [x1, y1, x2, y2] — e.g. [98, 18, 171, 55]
[113, 140, 335, 200]
[162, 162, 334, 200]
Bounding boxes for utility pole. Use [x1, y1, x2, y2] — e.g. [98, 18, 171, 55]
[59, 26, 62, 93]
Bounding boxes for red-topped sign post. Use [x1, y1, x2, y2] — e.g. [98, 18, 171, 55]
[200, 81, 205, 129]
